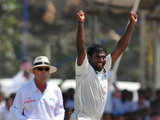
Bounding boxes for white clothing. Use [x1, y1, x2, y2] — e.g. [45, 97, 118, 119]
[10, 70, 34, 93]
[70, 54, 112, 120]
[10, 79, 65, 120]
[0, 105, 15, 120]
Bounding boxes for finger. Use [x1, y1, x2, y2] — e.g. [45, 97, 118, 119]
[77, 10, 83, 15]
[133, 14, 138, 20]
[131, 16, 137, 22]
[79, 10, 83, 13]
[130, 12, 138, 19]
[80, 11, 85, 16]
[79, 10, 84, 15]
[131, 11, 135, 14]
[132, 12, 137, 17]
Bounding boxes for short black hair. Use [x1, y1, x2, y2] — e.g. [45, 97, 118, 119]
[87, 44, 106, 56]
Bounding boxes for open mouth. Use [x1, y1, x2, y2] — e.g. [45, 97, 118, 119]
[97, 63, 103, 67]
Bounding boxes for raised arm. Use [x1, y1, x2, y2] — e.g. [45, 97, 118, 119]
[76, 10, 86, 66]
[111, 12, 138, 65]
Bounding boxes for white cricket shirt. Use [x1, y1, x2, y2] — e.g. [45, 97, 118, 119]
[70, 54, 112, 120]
[10, 80, 65, 120]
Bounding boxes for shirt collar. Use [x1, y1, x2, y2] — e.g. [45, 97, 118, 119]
[31, 79, 39, 92]
[31, 79, 49, 92]
[95, 68, 106, 74]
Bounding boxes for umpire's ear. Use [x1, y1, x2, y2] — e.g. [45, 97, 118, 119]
[32, 68, 36, 74]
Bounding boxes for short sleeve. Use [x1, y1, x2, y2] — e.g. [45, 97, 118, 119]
[75, 55, 89, 76]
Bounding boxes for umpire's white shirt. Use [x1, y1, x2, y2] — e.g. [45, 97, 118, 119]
[70, 54, 112, 120]
[10, 80, 65, 120]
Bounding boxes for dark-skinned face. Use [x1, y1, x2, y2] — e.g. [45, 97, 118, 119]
[88, 51, 106, 72]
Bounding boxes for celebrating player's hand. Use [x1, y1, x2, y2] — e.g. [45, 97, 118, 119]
[77, 10, 85, 23]
[130, 11, 138, 25]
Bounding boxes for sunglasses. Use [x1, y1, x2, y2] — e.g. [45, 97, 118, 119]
[36, 67, 50, 72]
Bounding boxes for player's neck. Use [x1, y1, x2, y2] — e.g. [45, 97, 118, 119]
[90, 64, 103, 72]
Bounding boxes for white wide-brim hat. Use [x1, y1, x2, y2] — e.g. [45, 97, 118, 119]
[30, 56, 57, 74]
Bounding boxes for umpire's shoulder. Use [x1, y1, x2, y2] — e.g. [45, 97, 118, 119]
[19, 80, 32, 91]
[15, 80, 33, 96]
[47, 82, 62, 93]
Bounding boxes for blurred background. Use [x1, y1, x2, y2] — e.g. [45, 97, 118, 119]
[0, 0, 160, 119]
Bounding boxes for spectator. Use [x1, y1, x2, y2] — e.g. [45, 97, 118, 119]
[0, 93, 16, 120]
[10, 59, 34, 93]
[65, 88, 75, 110]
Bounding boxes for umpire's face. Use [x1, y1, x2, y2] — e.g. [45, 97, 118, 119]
[33, 66, 50, 83]
[88, 51, 106, 72]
